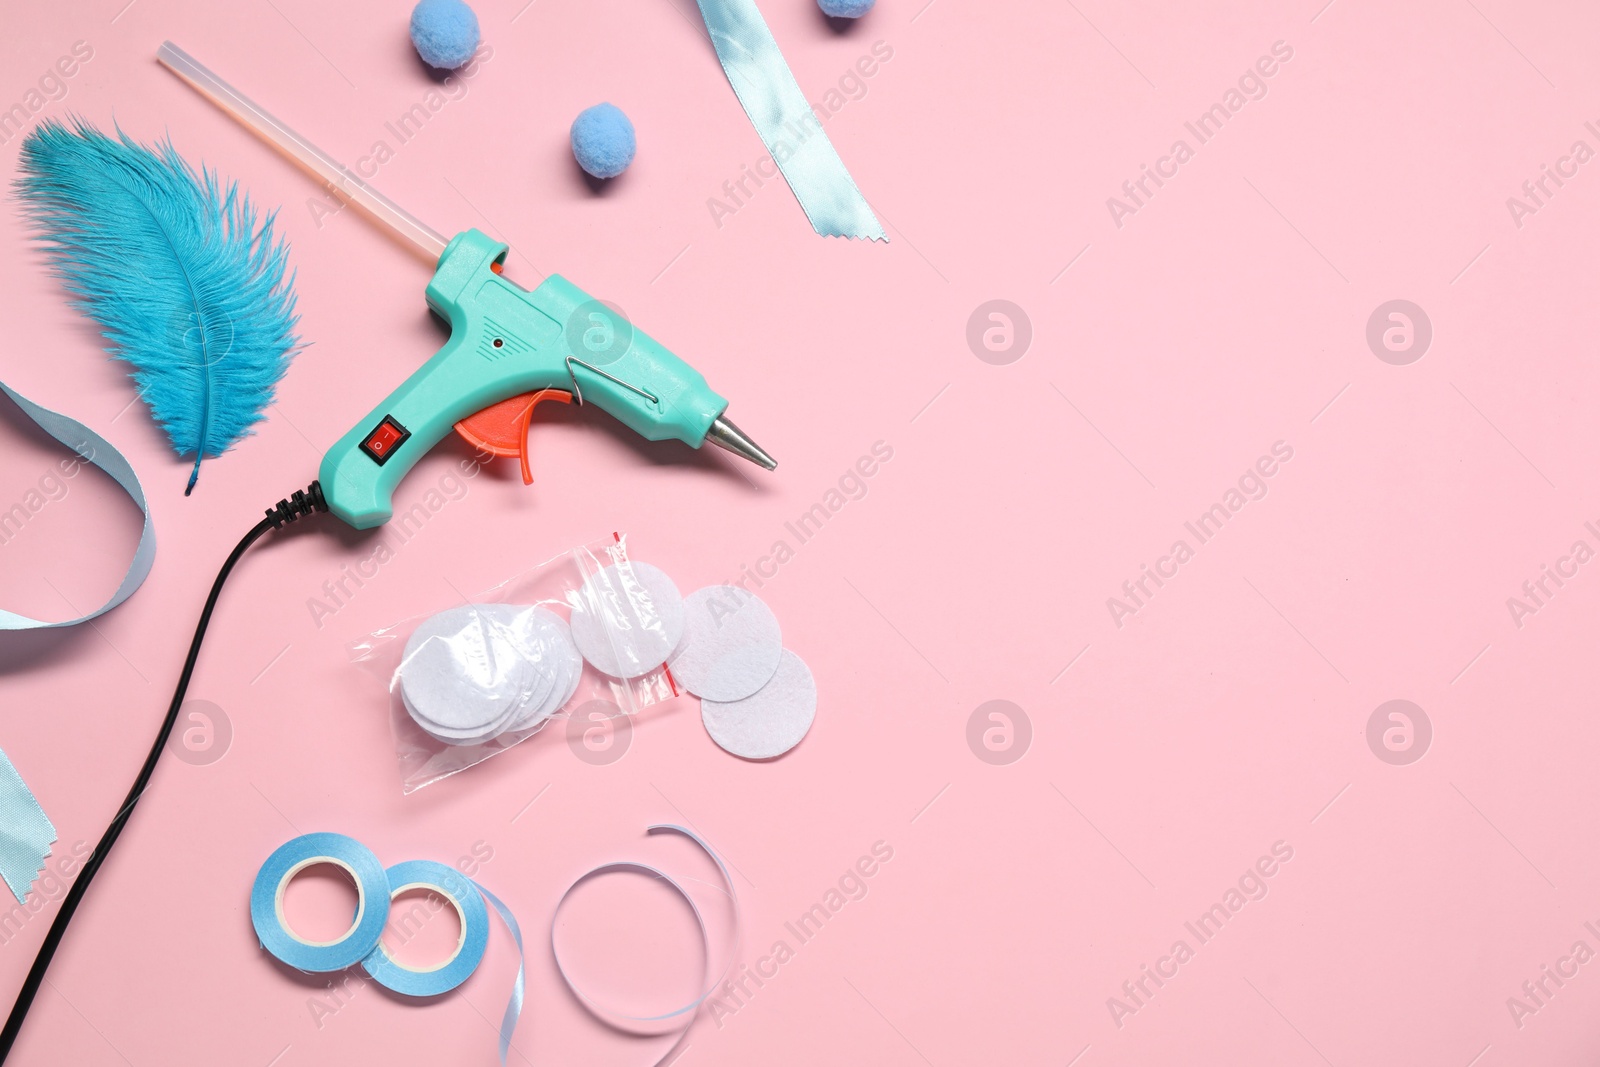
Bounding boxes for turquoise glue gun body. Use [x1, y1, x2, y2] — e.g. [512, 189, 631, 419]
[319, 230, 775, 529]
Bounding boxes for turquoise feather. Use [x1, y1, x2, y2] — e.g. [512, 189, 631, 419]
[15, 117, 300, 494]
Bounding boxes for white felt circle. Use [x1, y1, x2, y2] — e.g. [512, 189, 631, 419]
[403, 604, 528, 739]
[503, 609, 582, 732]
[668, 586, 783, 701]
[569, 562, 685, 679]
[399, 604, 531, 736]
[700, 650, 816, 760]
[402, 689, 508, 747]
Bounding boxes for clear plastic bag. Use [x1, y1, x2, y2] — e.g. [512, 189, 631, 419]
[349, 534, 680, 792]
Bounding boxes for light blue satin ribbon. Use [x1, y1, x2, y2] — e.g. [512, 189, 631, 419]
[477, 884, 526, 1067]
[0, 380, 156, 631]
[695, 0, 886, 241]
[0, 747, 57, 905]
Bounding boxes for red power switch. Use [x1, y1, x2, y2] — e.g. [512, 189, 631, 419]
[359, 415, 410, 465]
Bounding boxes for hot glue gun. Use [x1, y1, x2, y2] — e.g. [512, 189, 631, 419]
[157, 42, 776, 529]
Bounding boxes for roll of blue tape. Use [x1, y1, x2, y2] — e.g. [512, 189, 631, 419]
[361, 860, 489, 997]
[250, 833, 391, 973]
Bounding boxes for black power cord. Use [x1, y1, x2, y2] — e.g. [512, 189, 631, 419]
[0, 481, 328, 1063]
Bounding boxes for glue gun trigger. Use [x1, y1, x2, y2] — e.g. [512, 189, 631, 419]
[452, 389, 573, 485]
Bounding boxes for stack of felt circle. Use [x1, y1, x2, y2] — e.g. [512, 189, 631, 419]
[397, 563, 817, 760]
[398, 604, 583, 746]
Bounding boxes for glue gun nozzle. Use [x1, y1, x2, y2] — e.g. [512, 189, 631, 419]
[706, 415, 777, 471]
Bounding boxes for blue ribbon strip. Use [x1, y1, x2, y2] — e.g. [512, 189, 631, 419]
[477, 883, 527, 1067]
[0, 380, 156, 631]
[0, 747, 57, 905]
[695, 0, 886, 241]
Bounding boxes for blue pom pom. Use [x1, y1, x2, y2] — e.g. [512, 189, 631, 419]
[570, 103, 636, 180]
[818, 0, 874, 17]
[410, 0, 480, 70]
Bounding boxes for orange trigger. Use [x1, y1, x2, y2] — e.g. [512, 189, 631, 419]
[452, 388, 574, 485]
[515, 399, 535, 485]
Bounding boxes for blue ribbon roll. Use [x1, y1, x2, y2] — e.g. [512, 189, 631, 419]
[361, 860, 490, 997]
[251, 836, 525, 1064]
[250, 833, 392, 973]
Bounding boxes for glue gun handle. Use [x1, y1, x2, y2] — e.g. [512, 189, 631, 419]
[318, 230, 730, 530]
[317, 327, 568, 528]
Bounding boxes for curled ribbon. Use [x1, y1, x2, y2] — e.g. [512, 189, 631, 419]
[551, 824, 741, 1066]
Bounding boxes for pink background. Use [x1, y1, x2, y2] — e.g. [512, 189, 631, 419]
[3, 0, 1600, 1063]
